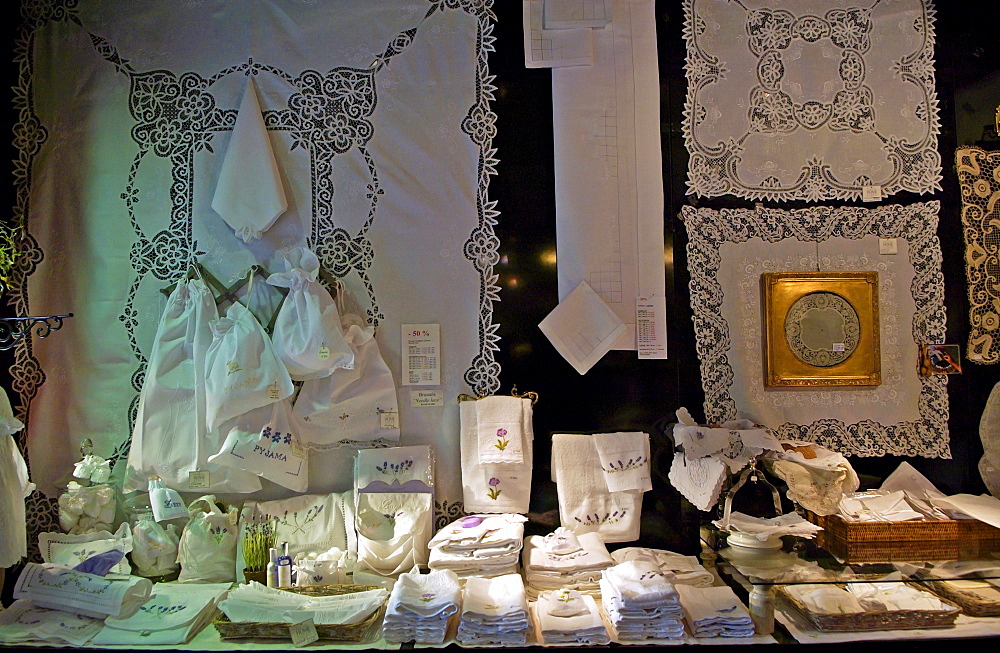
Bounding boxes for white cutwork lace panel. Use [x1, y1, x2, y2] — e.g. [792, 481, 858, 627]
[682, 0, 941, 201]
[956, 147, 1000, 364]
[680, 202, 949, 458]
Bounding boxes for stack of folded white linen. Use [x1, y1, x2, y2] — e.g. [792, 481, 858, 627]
[675, 584, 755, 638]
[534, 588, 609, 645]
[427, 513, 526, 580]
[611, 546, 716, 587]
[456, 573, 531, 646]
[599, 560, 686, 641]
[381, 568, 461, 644]
[522, 527, 613, 598]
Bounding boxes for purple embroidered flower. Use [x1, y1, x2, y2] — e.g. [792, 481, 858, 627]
[488, 477, 500, 486]
[487, 477, 502, 501]
[496, 428, 507, 437]
[420, 592, 435, 602]
[283, 433, 292, 445]
[494, 428, 510, 452]
[461, 516, 484, 528]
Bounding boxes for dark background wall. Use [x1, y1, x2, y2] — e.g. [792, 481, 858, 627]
[1, 1, 998, 563]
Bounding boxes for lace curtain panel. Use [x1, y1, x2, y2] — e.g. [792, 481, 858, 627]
[956, 147, 1000, 364]
[680, 202, 950, 458]
[682, 0, 941, 201]
[11, 0, 500, 541]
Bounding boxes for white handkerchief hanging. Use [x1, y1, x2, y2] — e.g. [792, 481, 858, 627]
[266, 247, 354, 381]
[211, 77, 288, 243]
[476, 395, 524, 464]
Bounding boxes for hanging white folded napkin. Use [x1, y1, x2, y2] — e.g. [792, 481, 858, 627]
[476, 395, 525, 464]
[211, 77, 287, 243]
[592, 431, 652, 492]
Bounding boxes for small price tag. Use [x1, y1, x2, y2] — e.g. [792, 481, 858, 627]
[879, 238, 898, 255]
[832, 343, 845, 352]
[188, 470, 210, 489]
[861, 185, 882, 202]
[318, 345, 330, 361]
[380, 412, 399, 429]
[288, 618, 319, 648]
[290, 441, 305, 458]
[267, 381, 281, 400]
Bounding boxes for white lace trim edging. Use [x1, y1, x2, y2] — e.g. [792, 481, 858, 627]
[682, 0, 942, 202]
[679, 202, 950, 458]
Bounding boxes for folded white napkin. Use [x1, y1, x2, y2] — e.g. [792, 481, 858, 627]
[611, 547, 716, 587]
[92, 582, 229, 645]
[675, 584, 753, 637]
[592, 431, 652, 492]
[460, 401, 533, 513]
[602, 560, 679, 610]
[524, 530, 613, 573]
[385, 568, 461, 619]
[211, 78, 287, 243]
[457, 574, 530, 645]
[716, 511, 825, 539]
[551, 433, 642, 543]
[0, 600, 104, 646]
[476, 395, 525, 464]
[429, 513, 526, 552]
[536, 591, 608, 644]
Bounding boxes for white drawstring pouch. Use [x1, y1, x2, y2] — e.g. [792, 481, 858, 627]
[208, 398, 309, 492]
[125, 278, 260, 494]
[266, 247, 354, 381]
[204, 299, 294, 431]
[293, 315, 400, 447]
[176, 495, 239, 583]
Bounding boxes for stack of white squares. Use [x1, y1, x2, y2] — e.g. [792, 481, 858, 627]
[456, 574, 531, 646]
[599, 560, 686, 641]
[381, 569, 461, 645]
[675, 584, 755, 638]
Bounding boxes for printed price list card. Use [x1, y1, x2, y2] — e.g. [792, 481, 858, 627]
[402, 323, 441, 385]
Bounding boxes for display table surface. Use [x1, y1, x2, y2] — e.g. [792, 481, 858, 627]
[704, 527, 1000, 643]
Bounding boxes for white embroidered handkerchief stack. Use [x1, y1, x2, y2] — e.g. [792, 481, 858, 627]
[592, 431, 652, 492]
[211, 78, 288, 243]
[599, 561, 685, 641]
[522, 528, 613, 598]
[675, 584, 755, 638]
[92, 582, 230, 645]
[456, 574, 530, 646]
[551, 433, 642, 543]
[611, 547, 715, 588]
[427, 514, 526, 580]
[476, 395, 525, 464]
[382, 568, 461, 645]
[535, 589, 609, 645]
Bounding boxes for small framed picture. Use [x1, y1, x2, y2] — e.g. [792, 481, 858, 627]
[920, 344, 962, 375]
[761, 271, 881, 388]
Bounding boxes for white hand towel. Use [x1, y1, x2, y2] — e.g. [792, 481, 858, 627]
[675, 584, 753, 636]
[460, 401, 532, 513]
[592, 431, 652, 492]
[551, 433, 642, 543]
[602, 560, 680, 609]
[211, 78, 287, 243]
[476, 395, 525, 464]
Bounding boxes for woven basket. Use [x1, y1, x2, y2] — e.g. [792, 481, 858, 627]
[779, 585, 961, 632]
[213, 584, 384, 642]
[807, 511, 1000, 563]
[915, 579, 1000, 617]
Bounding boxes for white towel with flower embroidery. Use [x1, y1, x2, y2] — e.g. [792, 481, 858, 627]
[460, 401, 532, 513]
[592, 431, 652, 492]
[536, 590, 609, 645]
[92, 582, 230, 645]
[475, 396, 526, 464]
[551, 433, 642, 543]
[382, 568, 461, 645]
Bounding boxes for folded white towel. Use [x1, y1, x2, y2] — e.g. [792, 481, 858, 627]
[536, 591, 609, 644]
[675, 584, 754, 637]
[429, 513, 526, 552]
[592, 431, 652, 492]
[211, 78, 287, 243]
[602, 560, 680, 609]
[476, 396, 525, 464]
[524, 530, 613, 573]
[551, 433, 642, 543]
[457, 574, 530, 645]
[461, 401, 533, 513]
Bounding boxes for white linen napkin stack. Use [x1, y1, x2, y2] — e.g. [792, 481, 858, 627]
[610, 546, 716, 588]
[535, 589, 609, 645]
[427, 514, 526, 580]
[674, 584, 755, 638]
[599, 560, 685, 641]
[381, 568, 461, 644]
[456, 574, 531, 646]
[522, 527, 613, 598]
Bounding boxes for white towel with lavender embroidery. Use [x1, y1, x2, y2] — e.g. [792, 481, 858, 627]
[551, 433, 642, 543]
[460, 401, 532, 513]
[602, 560, 679, 610]
[592, 431, 651, 492]
[476, 396, 525, 464]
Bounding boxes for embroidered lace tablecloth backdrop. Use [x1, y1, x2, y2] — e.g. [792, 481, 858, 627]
[682, 0, 941, 201]
[680, 203, 950, 458]
[956, 147, 1000, 364]
[12, 0, 500, 536]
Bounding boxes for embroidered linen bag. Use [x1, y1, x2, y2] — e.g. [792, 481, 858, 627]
[176, 495, 239, 583]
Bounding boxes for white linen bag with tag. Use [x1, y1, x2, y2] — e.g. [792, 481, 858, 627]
[293, 315, 400, 447]
[204, 298, 294, 431]
[266, 246, 354, 381]
[176, 495, 239, 583]
[208, 398, 309, 492]
[125, 278, 260, 494]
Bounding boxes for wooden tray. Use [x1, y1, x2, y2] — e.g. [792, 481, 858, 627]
[213, 584, 384, 642]
[807, 511, 1000, 563]
[779, 585, 961, 632]
[915, 578, 1000, 617]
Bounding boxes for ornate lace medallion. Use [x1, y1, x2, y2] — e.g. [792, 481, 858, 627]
[784, 291, 860, 367]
